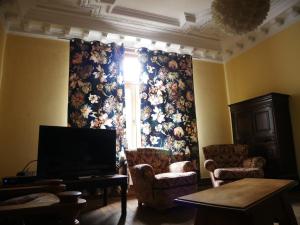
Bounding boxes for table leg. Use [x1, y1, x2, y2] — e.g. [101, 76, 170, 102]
[103, 188, 107, 206]
[195, 207, 253, 225]
[121, 183, 127, 216]
[247, 192, 297, 225]
[278, 193, 298, 225]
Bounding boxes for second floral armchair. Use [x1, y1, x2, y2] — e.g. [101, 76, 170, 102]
[203, 144, 266, 187]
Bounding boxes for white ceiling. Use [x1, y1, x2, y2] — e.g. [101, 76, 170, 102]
[1, 0, 300, 62]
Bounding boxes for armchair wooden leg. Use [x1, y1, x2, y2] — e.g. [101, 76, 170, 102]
[138, 200, 143, 207]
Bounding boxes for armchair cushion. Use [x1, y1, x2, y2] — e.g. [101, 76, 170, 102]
[153, 172, 197, 189]
[214, 167, 264, 180]
[243, 157, 266, 168]
[169, 161, 194, 173]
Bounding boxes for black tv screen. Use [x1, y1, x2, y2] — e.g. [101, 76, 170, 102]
[37, 125, 116, 179]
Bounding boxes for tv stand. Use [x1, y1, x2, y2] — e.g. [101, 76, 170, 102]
[64, 174, 127, 216]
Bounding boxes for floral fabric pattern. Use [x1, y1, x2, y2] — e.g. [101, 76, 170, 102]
[203, 144, 249, 168]
[203, 144, 266, 187]
[126, 148, 170, 174]
[68, 39, 126, 165]
[124, 148, 197, 209]
[137, 48, 199, 168]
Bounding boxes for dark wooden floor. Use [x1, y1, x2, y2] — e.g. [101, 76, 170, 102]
[80, 191, 300, 225]
[80, 196, 196, 225]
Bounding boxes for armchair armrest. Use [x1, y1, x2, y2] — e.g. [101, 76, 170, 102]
[130, 164, 154, 200]
[243, 157, 266, 168]
[131, 164, 155, 183]
[204, 159, 217, 172]
[169, 161, 194, 173]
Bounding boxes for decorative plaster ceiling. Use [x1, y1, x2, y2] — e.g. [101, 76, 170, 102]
[0, 0, 300, 62]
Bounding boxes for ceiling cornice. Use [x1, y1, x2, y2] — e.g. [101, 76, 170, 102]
[26, 7, 221, 50]
[0, 0, 299, 63]
[222, 5, 300, 62]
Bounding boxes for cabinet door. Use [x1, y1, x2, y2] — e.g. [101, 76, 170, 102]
[232, 111, 253, 144]
[252, 106, 275, 141]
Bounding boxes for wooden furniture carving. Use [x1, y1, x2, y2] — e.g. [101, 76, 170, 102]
[229, 93, 298, 179]
[175, 178, 298, 225]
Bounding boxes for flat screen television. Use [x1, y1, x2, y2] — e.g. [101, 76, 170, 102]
[37, 125, 116, 179]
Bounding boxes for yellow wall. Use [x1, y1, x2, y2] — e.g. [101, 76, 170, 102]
[0, 34, 69, 178]
[0, 33, 233, 179]
[3, 23, 298, 180]
[0, 22, 7, 89]
[225, 21, 300, 175]
[193, 60, 232, 178]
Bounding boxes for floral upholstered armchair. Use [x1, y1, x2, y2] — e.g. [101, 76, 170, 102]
[203, 144, 266, 187]
[125, 148, 197, 209]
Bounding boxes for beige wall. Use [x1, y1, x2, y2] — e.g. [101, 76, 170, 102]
[224, 21, 300, 175]
[0, 34, 69, 178]
[193, 60, 232, 178]
[0, 22, 7, 89]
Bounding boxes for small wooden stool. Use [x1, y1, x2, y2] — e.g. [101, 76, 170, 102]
[57, 191, 86, 225]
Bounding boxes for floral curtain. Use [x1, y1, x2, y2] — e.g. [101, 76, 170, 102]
[138, 48, 199, 168]
[68, 39, 126, 166]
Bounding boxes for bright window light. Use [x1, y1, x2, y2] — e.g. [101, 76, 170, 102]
[123, 56, 140, 84]
[123, 55, 141, 149]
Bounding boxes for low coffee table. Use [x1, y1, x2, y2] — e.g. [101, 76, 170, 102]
[175, 178, 297, 225]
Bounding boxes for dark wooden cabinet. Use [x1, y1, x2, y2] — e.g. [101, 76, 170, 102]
[229, 93, 298, 179]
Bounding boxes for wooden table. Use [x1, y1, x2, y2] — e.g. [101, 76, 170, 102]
[175, 178, 298, 225]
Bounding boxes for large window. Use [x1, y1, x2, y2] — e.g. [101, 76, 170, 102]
[123, 55, 141, 149]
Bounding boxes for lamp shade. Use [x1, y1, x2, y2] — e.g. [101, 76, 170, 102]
[211, 0, 270, 35]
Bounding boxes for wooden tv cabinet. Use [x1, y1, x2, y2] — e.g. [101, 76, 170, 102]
[63, 174, 128, 216]
[1, 174, 128, 216]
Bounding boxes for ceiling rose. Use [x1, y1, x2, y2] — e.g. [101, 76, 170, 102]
[211, 0, 270, 35]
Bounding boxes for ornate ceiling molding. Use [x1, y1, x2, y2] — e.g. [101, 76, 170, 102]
[0, 0, 299, 63]
[222, 2, 300, 62]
